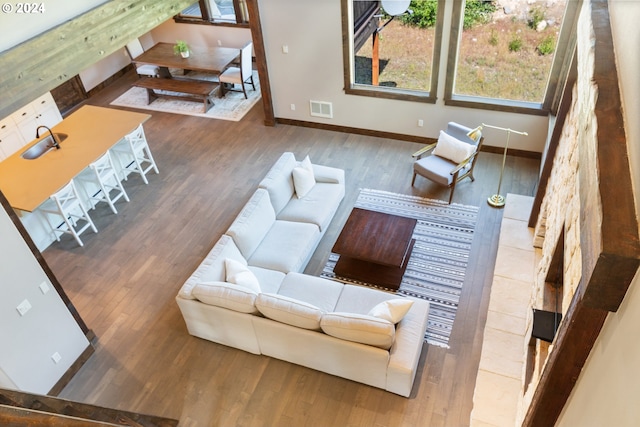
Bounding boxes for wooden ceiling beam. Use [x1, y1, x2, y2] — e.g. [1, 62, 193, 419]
[0, 0, 195, 119]
[523, 1, 640, 425]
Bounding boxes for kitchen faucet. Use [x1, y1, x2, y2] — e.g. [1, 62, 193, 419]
[35, 125, 60, 149]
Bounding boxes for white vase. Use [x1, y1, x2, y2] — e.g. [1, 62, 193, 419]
[180, 51, 189, 58]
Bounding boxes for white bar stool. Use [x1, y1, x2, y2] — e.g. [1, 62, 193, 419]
[111, 124, 159, 184]
[78, 151, 130, 214]
[39, 180, 98, 247]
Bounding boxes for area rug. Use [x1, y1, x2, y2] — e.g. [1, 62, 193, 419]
[110, 71, 261, 121]
[321, 189, 479, 348]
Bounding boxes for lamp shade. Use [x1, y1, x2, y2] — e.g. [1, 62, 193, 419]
[466, 125, 483, 142]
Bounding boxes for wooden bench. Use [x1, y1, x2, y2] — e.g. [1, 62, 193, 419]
[132, 77, 218, 113]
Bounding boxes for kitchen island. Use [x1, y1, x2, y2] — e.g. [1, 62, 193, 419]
[0, 105, 151, 250]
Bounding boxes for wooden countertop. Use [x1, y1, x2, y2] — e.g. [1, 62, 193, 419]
[0, 106, 151, 212]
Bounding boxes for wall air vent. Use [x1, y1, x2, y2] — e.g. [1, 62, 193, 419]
[309, 100, 333, 119]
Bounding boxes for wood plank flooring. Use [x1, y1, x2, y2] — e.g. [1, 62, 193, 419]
[44, 71, 540, 426]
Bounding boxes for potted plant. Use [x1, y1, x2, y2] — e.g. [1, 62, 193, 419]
[173, 40, 190, 58]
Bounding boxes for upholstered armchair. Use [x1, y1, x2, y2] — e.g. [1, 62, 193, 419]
[411, 122, 484, 204]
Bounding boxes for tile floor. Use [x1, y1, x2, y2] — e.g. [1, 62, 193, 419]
[470, 194, 538, 427]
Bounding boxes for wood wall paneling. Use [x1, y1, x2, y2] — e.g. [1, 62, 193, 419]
[0, 0, 195, 119]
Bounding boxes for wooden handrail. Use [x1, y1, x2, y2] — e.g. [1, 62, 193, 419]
[0, 389, 178, 427]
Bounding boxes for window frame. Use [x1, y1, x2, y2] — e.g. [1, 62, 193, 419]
[174, 0, 250, 28]
[341, 0, 445, 104]
[443, 0, 579, 116]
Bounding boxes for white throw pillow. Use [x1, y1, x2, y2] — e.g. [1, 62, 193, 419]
[432, 130, 476, 164]
[256, 293, 324, 330]
[225, 258, 261, 293]
[191, 281, 259, 314]
[368, 299, 414, 324]
[320, 312, 395, 349]
[292, 155, 316, 198]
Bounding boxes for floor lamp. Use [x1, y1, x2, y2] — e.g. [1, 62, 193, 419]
[482, 123, 528, 208]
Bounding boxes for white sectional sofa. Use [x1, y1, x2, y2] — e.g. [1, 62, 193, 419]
[176, 152, 430, 397]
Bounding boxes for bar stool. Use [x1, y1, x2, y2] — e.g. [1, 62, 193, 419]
[39, 180, 98, 247]
[78, 151, 130, 214]
[111, 124, 159, 184]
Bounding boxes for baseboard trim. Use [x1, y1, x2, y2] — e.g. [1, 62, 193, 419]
[48, 343, 95, 396]
[275, 118, 541, 159]
[481, 144, 542, 159]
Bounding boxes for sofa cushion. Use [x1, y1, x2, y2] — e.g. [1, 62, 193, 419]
[368, 299, 414, 324]
[277, 182, 345, 231]
[292, 155, 316, 198]
[256, 293, 324, 330]
[248, 266, 285, 294]
[334, 284, 404, 314]
[178, 235, 246, 300]
[191, 281, 259, 314]
[312, 163, 345, 184]
[433, 130, 476, 164]
[258, 152, 297, 214]
[227, 189, 276, 259]
[413, 155, 460, 186]
[278, 272, 344, 312]
[225, 258, 261, 293]
[248, 220, 320, 273]
[321, 312, 395, 349]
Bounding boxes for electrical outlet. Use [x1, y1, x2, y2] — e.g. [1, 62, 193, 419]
[39, 281, 50, 295]
[16, 299, 31, 316]
[290, 104, 296, 111]
[51, 352, 62, 364]
[282, 45, 289, 54]
[217, 40, 222, 46]
[418, 119, 424, 127]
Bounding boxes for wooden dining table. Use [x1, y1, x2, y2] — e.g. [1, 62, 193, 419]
[131, 42, 240, 79]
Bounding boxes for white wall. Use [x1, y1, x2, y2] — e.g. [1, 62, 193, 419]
[557, 270, 640, 426]
[258, 0, 548, 152]
[0, 0, 107, 53]
[0, 206, 90, 394]
[150, 18, 252, 50]
[609, 0, 640, 219]
[556, 1, 640, 425]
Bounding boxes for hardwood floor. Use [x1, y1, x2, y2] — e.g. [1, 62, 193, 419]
[45, 71, 541, 426]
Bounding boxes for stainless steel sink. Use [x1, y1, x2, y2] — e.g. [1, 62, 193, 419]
[21, 133, 68, 160]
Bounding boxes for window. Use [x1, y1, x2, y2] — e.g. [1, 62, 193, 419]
[176, 0, 249, 26]
[342, 0, 579, 113]
[342, 0, 444, 103]
[444, 0, 577, 114]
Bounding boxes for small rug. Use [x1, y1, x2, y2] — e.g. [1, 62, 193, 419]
[321, 189, 479, 348]
[110, 71, 261, 121]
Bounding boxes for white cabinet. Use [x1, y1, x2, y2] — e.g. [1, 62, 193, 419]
[0, 117, 25, 161]
[0, 93, 62, 159]
[0, 123, 24, 161]
[14, 93, 63, 143]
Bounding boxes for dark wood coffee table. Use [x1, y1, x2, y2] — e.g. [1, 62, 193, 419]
[331, 208, 417, 290]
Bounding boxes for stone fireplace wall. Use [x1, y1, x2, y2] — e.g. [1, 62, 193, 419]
[517, 1, 598, 423]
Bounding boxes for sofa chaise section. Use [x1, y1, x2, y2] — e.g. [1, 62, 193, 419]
[259, 152, 345, 233]
[226, 188, 321, 274]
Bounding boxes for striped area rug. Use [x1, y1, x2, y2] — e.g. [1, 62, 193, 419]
[321, 189, 479, 348]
